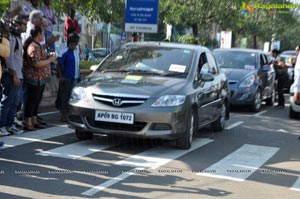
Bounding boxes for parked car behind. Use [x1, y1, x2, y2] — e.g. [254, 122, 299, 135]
[213, 48, 276, 112]
[89, 48, 111, 62]
[280, 50, 297, 91]
[68, 42, 230, 149]
[289, 83, 300, 119]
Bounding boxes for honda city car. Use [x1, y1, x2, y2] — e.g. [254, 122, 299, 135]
[213, 48, 276, 112]
[68, 42, 230, 149]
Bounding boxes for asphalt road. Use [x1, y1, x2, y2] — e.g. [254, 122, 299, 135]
[0, 95, 300, 199]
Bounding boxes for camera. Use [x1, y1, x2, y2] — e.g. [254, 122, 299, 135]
[0, 16, 21, 36]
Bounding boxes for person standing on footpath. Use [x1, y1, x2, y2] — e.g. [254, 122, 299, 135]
[0, 15, 27, 136]
[22, 26, 57, 131]
[57, 35, 79, 122]
[84, 44, 90, 61]
[63, 7, 81, 41]
[0, 22, 10, 144]
[292, 45, 300, 140]
[270, 49, 288, 108]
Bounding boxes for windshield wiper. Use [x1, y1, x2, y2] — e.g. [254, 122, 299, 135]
[100, 69, 131, 73]
[162, 72, 188, 77]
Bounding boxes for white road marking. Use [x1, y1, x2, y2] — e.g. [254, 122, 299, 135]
[291, 176, 300, 191]
[81, 138, 214, 196]
[225, 121, 244, 130]
[2, 126, 73, 149]
[36, 140, 116, 159]
[196, 144, 279, 181]
[253, 110, 267, 117]
[38, 111, 60, 116]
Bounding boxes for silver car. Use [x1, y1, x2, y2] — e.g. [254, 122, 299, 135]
[68, 42, 230, 149]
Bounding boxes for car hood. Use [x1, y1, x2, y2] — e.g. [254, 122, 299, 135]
[221, 68, 257, 81]
[79, 73, 187, 97]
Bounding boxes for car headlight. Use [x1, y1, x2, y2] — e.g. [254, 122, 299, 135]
[151, 95, 186, 107]
[71, 87, 87, 100]
[239, 75, 255, 88]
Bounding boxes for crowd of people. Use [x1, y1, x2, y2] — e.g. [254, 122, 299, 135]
[0, 0, 82, 148]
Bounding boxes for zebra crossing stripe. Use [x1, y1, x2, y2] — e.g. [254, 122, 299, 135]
[196, 144, 279, 181]
[291, 176, 300, 191]
[2, 126, 73, 149]
[81, 138, 214, 196]
[36, 140, 116, 159]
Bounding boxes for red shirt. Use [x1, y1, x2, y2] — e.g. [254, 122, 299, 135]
[64, 17, 81, 41]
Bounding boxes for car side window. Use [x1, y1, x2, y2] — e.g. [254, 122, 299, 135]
[198, 53, 208, 74]
[260, 54, 267, 66]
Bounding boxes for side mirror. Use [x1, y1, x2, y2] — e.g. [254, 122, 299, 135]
[200, 73, 214, 82]
[261, 64, 271, 71]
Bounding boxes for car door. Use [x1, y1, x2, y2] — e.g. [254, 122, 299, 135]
[258, 53, 274, 98]
[195, 53, 212, 125]
[206, 51, 223, 121]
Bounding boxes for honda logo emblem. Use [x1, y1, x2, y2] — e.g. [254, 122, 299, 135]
[112, 98, 122, 106]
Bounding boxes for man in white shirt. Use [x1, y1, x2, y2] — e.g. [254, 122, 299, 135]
[293, 45, 300, 104]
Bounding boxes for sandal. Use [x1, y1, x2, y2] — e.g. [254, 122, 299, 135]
[23, 125, 37, 131]
[33, 123, 46, 129]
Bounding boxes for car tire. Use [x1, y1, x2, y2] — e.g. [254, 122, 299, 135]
[265, 88, 275, 106]
[176, 111, 196, 150]
[251, 89, 262, 112]
[289, 106, 300, 119]
[75, 130, 93, 140]
[211, 102, 227, 132]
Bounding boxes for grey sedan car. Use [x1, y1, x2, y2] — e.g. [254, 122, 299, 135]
[214, 48, 276, 112]
[68, 42, 230, 149]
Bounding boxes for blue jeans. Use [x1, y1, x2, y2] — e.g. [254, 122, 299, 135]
[0, 72, 23, 127]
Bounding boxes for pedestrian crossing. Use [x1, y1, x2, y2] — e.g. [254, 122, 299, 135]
[0, 125, 299, 196]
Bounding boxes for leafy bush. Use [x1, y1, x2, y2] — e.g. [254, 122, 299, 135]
[80, 60, 98, 70]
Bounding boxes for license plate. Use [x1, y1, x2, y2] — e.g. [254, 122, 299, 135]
[95, 110, 134, 124]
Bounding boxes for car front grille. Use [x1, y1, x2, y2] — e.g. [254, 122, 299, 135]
[86, 117, 147, 131]
[92, 93, 149, 108]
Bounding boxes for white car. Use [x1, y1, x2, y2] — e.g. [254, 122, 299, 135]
[289, 84, 300, 119]
[89, 48, 111, 62]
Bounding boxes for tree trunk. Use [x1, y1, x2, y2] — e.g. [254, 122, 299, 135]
[192, 23, 198, 37]
[253, 35, 257, 49]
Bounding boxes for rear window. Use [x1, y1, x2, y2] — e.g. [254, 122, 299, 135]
[214, 51, 257, 70]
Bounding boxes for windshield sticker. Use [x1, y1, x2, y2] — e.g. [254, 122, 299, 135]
[169, 64, 186, 73]
[121, 75, 143, 84]
[245, 65, 255, 70]
[183, 50, 191, 54]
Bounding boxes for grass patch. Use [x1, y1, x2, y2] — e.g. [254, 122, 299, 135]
[80, 60, 99, 70]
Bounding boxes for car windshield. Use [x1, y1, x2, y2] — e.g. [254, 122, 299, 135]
[214, 51, 257, 70]
[96, 45, 193, 77]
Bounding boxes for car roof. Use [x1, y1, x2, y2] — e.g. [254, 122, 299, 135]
[213, 48, 264, 53]
[122, 41, 209, 51]
[281, 50, 295, 55]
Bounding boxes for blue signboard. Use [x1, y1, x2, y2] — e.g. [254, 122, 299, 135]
[125, 0, 159, 33]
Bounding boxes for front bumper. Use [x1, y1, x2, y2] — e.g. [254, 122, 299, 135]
[229, 86, 257, 106]
[67, 105, 189, 140]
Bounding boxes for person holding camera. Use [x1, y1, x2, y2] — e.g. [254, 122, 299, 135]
[23, 25, 56, 131]
[0, 21, 10, 147]
[0, 15, 27, 136]
[270, 49, 288, 108]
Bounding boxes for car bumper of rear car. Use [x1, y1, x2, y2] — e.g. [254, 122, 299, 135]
[67, 105, 189, 140]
